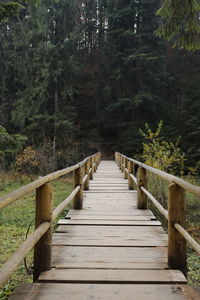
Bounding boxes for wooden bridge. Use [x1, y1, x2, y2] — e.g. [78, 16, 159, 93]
[0, 152, 200, 299]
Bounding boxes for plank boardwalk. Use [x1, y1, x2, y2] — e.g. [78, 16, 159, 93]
[11, 160, 189, 300]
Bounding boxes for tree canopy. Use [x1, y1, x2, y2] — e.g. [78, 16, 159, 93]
[0, 0, 200, 171]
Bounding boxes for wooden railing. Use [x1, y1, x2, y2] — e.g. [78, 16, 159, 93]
[0, 152, 101, 287]
[115, 152, 200, 276]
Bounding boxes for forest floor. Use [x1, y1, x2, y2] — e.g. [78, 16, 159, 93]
[0, 173, 199, 300]
[148, 174, 200, 286]
[0, 174, 73, 300]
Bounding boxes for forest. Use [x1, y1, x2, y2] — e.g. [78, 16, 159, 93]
[0, 0, 200, 174]
[0, 1, 200, 297]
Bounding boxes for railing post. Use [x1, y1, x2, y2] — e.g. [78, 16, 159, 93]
[119, 154, 122, 170]
[96, 153, 100, 168]
[137, 167, 148, 209]
[115, 152, 118, 164]
[73, 165, 83, 209]
[94, 155, 97, 172]
[168, 183, 187, 275]
[116, 153, 120, 168]
[124, 157, 128, 179]
[121, 156, 124, 172]
[84, 159, 90, 190]
[89, 156, 94, 180]
[128, 160, 134, 190]
[33, 183, 52, 282]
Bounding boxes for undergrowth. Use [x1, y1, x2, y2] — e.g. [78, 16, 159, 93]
[0, 174, 73, 300]
[146, 173, 200, 286]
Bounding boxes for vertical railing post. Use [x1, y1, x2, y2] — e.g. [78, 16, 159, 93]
[121, 156, 124, 173]
[116, 153, 120, 168]
[98, 152, 101, 166]
[94, 155, 97, 172]
[33, 183, 52, 282]
[84, 159, 90, 190]
[89, 156, 94, 180]
[128, 160, 134, 190]
[96, 152, 100, 168]
[124, 157, 128, 179]
[73, 165, 83, 209]
[137, 167, 148, 209]
[168, 183, 187, 275]
[119, 154, 122, 170]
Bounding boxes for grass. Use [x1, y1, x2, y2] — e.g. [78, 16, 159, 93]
[147, 173, 200, 285]
[0, 173, 73, 300]
[0, 171, 199, 299]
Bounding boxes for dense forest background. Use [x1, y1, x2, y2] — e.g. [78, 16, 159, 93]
[0, 0, 200, 172]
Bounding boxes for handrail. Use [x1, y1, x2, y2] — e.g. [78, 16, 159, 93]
[120, 153, 200, 197]
[0, 165, 79, 209]
[115, 151, 200, 276]
[0, 151, 101, 287]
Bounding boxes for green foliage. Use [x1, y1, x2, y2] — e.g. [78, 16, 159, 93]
[0, 0, 200, 167]
[0, 126, 26, 156]
[156, 0, 200, 50]
[0, 175, 73, 299]
[0, 1, 25, 21]
[139, 121, 185, 175]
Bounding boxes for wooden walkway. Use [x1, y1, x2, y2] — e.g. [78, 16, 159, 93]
[11, 160, 189, 299]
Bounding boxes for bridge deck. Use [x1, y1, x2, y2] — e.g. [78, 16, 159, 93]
[11, 160, 188, 299]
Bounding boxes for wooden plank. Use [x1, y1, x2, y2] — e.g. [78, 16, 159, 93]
[52, 246, 167, 269]
[58, 219, 161, 226]
[10, 283, 187, 300]
[65, 215, 157, 220]
[39, 269, 187, 284]
[55, 225, 166, 233]
[68, 209, 154, 216]
[52, 237, 167, 247]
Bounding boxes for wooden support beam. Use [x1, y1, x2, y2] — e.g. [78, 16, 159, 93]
[84, 160, 90, 190]
[124, 157, 128, 179]
[168, 183, 187, 276]
[119, 155, 122, 170]
[89, 156, 94, 180]
[137, 167, 148, 209]
[121, 157, 124, 172]
[94, 156, 97, 172]
[128, 160, 134, 190]
[73, 166, 83, 209]
[117, 152, 120, 168]
[33, 183, 52, 282]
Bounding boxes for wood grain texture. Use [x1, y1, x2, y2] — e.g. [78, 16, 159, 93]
[39, 269, 186, 283]
[51, 246, 168, 269]
[10, 284, 187, 300]
[58, 219, 161, 226]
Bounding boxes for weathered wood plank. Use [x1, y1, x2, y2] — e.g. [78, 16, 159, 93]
[68, 209, 154, 216]
[55, 224, 166, 233]
[58, 219, 161, 226]
[52, 237, 167, 247]
[39, 269, 186, 283]
[52, 246, 168, 269]
[10, 284, 187, 300]
[65, 215, 157, 220]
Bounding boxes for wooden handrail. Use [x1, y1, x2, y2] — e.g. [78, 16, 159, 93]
[119, 153, 200, 197]
[0, 151, 101, 288]
[116, 151, 200, 276]
[141, 186, 168, 220]
[0, 222, 50, 287]
[0, 165, 79, 209]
